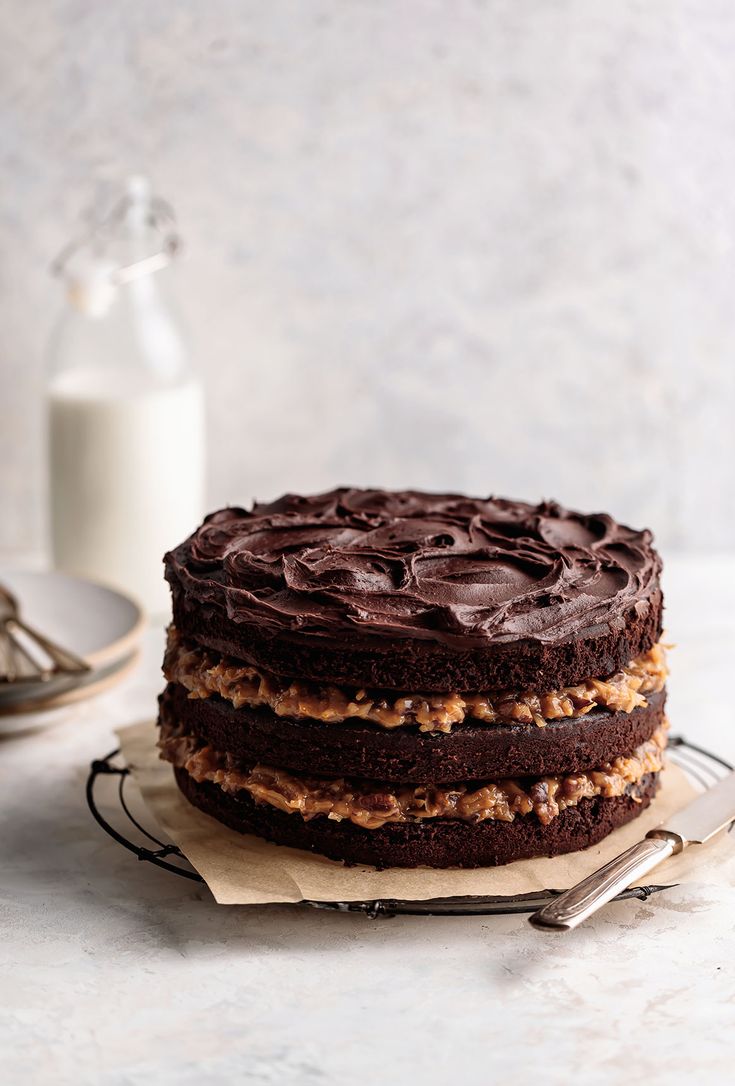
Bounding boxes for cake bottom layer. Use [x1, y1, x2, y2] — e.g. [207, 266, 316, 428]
[173, 764, 660, 869]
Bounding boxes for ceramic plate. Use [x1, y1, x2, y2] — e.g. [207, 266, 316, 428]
[0, 570, 145, 709]
[0, 650, 141, 719]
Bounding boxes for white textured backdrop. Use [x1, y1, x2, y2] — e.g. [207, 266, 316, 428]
[2, 0, 735, 557]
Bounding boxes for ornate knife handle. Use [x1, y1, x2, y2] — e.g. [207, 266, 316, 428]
[529, 834, 679, 931]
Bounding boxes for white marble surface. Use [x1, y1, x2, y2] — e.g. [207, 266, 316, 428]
[3, 1, 735, 558]
[2, 553, 735, 1084]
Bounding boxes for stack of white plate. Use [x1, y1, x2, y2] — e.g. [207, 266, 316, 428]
[0, 570, 145, 717]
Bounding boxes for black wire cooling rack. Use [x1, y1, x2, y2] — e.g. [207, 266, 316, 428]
[86, 735, 733, 917]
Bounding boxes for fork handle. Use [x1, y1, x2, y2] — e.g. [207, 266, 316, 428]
[529, 835, 678, 931]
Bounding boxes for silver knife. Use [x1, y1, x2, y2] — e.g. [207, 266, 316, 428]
[529, 770, 735, 931]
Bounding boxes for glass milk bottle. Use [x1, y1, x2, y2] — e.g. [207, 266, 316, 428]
[46, 177, 205, 616]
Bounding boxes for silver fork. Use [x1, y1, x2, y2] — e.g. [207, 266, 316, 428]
[0, 582, 91, 683]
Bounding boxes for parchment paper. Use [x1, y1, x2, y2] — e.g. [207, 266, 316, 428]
[117, 720, 731, 905]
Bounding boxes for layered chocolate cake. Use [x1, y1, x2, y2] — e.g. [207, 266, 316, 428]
[158, 489, 667, 869]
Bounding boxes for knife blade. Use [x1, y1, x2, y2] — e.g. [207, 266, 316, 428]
[529, 770, 735, 931]
[655, 770, 735, 845]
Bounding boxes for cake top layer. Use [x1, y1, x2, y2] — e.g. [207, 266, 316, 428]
[165, 488, 661, 651]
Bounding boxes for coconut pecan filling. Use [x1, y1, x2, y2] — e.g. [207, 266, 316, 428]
[159, 720, 667, 830]
[164, 627, 668, 734]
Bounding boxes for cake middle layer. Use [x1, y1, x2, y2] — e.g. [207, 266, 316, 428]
[159, 680, 666, 782]
[161, 627, 668, 783]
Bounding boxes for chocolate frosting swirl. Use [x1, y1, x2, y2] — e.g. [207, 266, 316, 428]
[165, 489, 662, 651]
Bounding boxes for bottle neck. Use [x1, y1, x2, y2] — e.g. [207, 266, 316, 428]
[49, 177, 192, 393]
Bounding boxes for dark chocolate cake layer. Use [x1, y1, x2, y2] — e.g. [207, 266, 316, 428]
[170, 586, 661, 694]
[160, 681, 666, 783]
[173, 765, 660, 869]
[165, 488, 663, 692]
